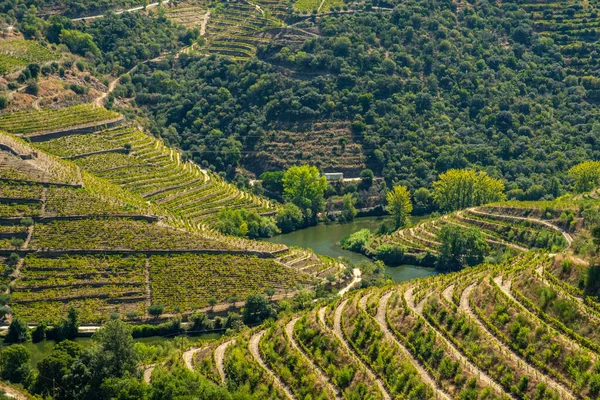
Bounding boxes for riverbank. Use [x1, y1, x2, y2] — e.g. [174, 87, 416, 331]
[265, 215, 436, 282]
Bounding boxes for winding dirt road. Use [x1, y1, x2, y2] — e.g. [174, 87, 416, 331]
[214, 339, 235, 385]
[249, 330, 295, 400]
[375, 291, 451, 400]
[143, 364, 155, 383]
[182, 347, 202, 371]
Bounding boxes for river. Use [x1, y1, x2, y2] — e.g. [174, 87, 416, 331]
[265, 215, 436, 282]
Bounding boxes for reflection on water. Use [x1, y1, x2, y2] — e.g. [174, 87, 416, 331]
[265, 215, 437, 282]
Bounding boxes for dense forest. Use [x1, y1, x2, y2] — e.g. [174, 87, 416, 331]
[108, 0, 600, 202]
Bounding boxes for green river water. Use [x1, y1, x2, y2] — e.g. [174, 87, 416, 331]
[265, 215, 437, 282]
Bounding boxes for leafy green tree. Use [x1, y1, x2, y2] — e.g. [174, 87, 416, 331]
[54, 306, 80, 341]
[148, 304, 164, 319]
[5, 317, 30, 343]
[34, 346, 76, 397]
[433, 169, 505, 212]
[101, 377, 148, 400]
[242, 294, 275, 324]
[435, 225, 489, 272]
[275, 203, 304, 233]
[413, 187, 435, 214]
[60, 29, 100, 56]
[340, 194, 358, 222]
[208, 297, 218, 312]
[260, 171, 285, 199]
[0, 345, 32, 386]
[359, 169, 374, 188]
[568, 161, 600, 193]
[282, 165, 328, 223]
[92, 320, 138, 378]
[386, 185, 412, 229]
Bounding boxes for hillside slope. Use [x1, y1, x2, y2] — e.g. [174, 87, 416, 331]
[0, 106, 349, 323]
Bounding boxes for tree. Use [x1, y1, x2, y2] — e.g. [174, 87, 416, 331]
[568, 161, 600, 193]
[35, 347, 75, 397]
[92, 320, 138, 378]
[5, 317, 30, 343]
[260, 170, 285, 199]
[435, 225, 489, 272]
[264, 287, 275, 300]
[282, 165, 328, 223]
[276, 203, 304, 233]
[387, 185, 413, 229]
[208, 297, 217, 312]
[148, 304, 164, 319]
[359, 168, 374, 188]
[59, 29, 100, 56]
[340, 194, 358, 222]
[243, 294, 275, 325]
[0, 345, 31, 386]
[54, 306, 79, 341]
[413, 187, 435, 214]
[433, 169, 505, 212]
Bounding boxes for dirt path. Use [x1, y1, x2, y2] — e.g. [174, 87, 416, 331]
[333, 300, 391, 400]
[404, 287, 508, 396]
[338, 267, 361, 296]
[143, 364, 155, 384]
[285, 317, 342, 399]
[31, 97, 41, 110]
[95, 76, 119, 107]
[200, 10, 211, 36]
[72, 0, 172, 21]
[441, 284, 454, 303]
[214, 339, 234, 384]
[317, 0, 327, 12]
[183, 347, 203, 371]
[0, 383, 29, 400]
[249, 330, 295, 400]
[461, 283, 575, 399]
[375, 291, 451, 400]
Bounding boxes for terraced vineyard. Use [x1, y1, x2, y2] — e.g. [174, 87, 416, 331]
[368, 204, 574, 260]
[184, 244, 600, 399]
[165, 0, 310, 60]
[250, 121, 366, 177]
[518, 0, 600, 77]
[33, 122, 278, 229]
[0, 104, 122, 137]
[0, 108, 346, 322]
[0, 39, 59, 75]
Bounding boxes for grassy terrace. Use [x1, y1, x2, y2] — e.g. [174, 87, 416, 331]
[251, 121, 366, 176]
[164, 4, 209, 29]
[34, 125, 277, 229]
[0, 104, 121, 136]
[149, 254, 314, 312]
[371, 203, 574, 257]
[201, 1, 283, 59]
[0, 39, 59, 75]
[10, 254, 147, 323]
[0, 131, 82, 186]
[194, 247, 600, 399]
